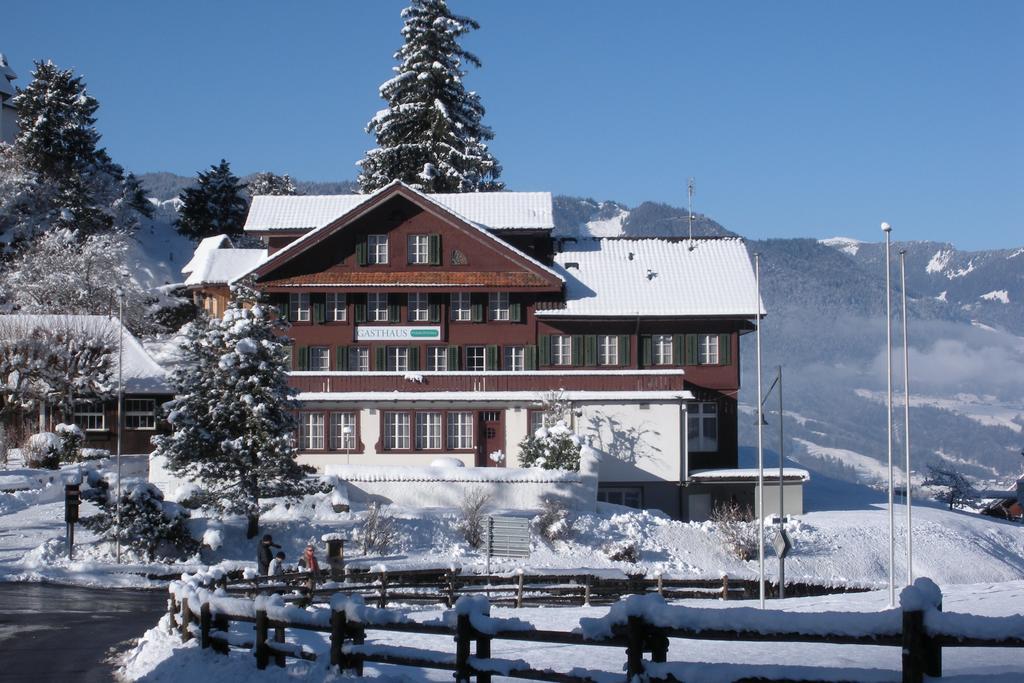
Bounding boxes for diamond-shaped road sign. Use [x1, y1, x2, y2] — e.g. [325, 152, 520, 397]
[772, 528, 792, 559]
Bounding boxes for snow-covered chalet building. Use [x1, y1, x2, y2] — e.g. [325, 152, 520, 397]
[183, 181, 783, 520]
[0, 53, 18, 144]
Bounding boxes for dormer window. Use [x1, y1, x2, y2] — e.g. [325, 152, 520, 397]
[368, 234, 389, 264]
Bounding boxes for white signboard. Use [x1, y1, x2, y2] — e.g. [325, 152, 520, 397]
[355, 326, 442, 342]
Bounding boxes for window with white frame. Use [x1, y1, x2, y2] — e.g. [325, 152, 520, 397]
[488, 292, 510, 321]
[290, 293, 310, 322]
[427, 346, 448, 371]
[687, 402, 719, 452]
[504, 345, 525, 371]
[384, 411, 410, 449]
[528, 410, 546, 436]
[598, 335, 619, 366]
[330, 412, 357, 450]
[465, 346, 486, 372]
[407, 234, 430, 265]
[415, 412, 442, 449]
[408, 293, 429, 322]
[654, 334, 673, 365]
[368, 292, 389, 322]
[447, 411, 473, 449]
[450, 292, 471, 321]
[699, 334, 719, 365]
[552, 335, 572, 366]
[386, 347, 409, 372]
[348, 347, 370, 372]
[125, 399, 156, 430]
[368, 234, 389, 264]
[326, 293, 347, 321]
[73, 400, 105, 431]
[301, 413, 325, 450]
[309, 346, 330, 371]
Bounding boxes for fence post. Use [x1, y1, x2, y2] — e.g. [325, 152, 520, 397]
[274, 624, 286, 668]
[584, 574, 592, 606]
[446, 569, 457, 608]
[213, 612, 230, 655]
[657, 574, 664, 597]
[330, 606, 346, 671]
[352, 622, 366, 676]
[455, 612, 473, 683]
[254, 608, 269, 670]
[625, 615, 646, 680]
[721, 575, 730, 600]
[167, 595, 177, 634]
[902, 608, 925, 683]
[516, 572, 525, 609]
[925, 600, 942, 678]
[180, 598, 192, 643]
[378, 570, 388, 609]
[199, 602, 211, 649]
[649, 627, 669, 664]
[475, 612, 493, 683]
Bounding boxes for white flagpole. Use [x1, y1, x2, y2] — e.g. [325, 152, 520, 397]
[900, 249, 913, 585]
[882, 222, 895, 607]
[755, 253, 765, 609]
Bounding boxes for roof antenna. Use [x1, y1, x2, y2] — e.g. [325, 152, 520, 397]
[687, 177, 696, 251]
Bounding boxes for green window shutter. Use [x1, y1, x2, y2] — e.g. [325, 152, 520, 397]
[509, 301, 522, 323]
[374, 347, 386, 371]
[312, 294, 326, 324]
[335, 346, 348, 371]
[640, 335, 652, 367]
[618, 335, 631, 366]
[538, 335, 551, 366]
[297, 346, 309, 371]
[486, 345, 499, 370]
[356, 239, 368, 266]
[673, 334, 684, 365]
[447, 345, 460, 370]
[525, 345, 538, 370]
[428, 234, 442, 266]
[719, 333, 731, 365]
[354, 294, 367, 323]
[584, 335, 597, 366]
[471, 299, 484, 323]
[408, 347, 420, 371]
[685, 334, 699, 365]
[571, 335, 583, 366]
[278, 297, 290, 322]
[428, 294, 441, 323]
[388, 303, 401, 323]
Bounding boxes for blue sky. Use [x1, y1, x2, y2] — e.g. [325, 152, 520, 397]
[3, 1, 1021, 248]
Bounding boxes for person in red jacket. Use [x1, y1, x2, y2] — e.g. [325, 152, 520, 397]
[298, 544, 321, 593]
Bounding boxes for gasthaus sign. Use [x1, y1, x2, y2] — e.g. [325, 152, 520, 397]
[356, 326, 442, 342]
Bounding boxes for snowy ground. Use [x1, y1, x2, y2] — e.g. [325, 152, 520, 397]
[119, 581, 1024, 682]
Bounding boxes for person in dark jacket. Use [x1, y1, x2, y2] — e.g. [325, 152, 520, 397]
[258, 534, 281, 575]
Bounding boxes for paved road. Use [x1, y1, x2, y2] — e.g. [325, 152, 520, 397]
[0, 583, 167, 682]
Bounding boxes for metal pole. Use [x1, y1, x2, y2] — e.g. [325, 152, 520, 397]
[115, 291, 124, 564]
[777, 365, 785, 599]
[899, 249, 913, 585]
[882, 223, 895, 607]
[754, 254, 765, 609]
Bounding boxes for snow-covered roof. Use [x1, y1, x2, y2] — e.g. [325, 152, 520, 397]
[184, 248, 267, 286]
[0, 314, 171, 394]
[690, 468, 810, 483]
[244, 188, 554, 232]
[181, 234, 233, 275]
[538, 238, 765, 318]
[0, 53, 16, 98]
[297, 390, 693, 402]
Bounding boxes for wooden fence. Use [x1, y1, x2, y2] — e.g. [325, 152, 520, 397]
[168, 571, 1024, 682]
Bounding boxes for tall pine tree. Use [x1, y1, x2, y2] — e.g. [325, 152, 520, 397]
[248, 171, 297, 197]
[152, 282, 314, 537]
[8, 61, 151, 239]
[358, 0, 503, 194]
[175, 159, 248, 240]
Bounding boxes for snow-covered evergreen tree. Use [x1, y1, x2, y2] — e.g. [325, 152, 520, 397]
[517, 419, 582, 471]
[7, 61, 151, 240]
[82, 482, 200, 561]
[358, 0, 503, 193]
[0, 228, 153, 332]
[924, 463, 981, 510]
[152, 282, 315, 537]
[175, 159, 248, 240]
[248, 171, 297, 197]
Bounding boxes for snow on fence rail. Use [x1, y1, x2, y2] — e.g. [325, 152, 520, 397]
[166, 571, 1024, 682]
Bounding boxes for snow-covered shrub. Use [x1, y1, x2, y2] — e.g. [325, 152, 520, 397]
[517, 420, 582, 471]
[604, 540, 640, 563]
[457, 488, 490, 549]
[924, 463, 981, 510]
[79, 448, 109, 461]
[710, 500, 759, 561]
[360, 503, 398, 556]
[82, 482, 200, 561]
[535, 497, 571, 543]
[24, 432, 61, 469]
[55, 423, 83, 462]
[169, 483, 207, 510]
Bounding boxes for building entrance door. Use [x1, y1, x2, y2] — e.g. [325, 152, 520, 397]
[478, 410, 505, 467]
